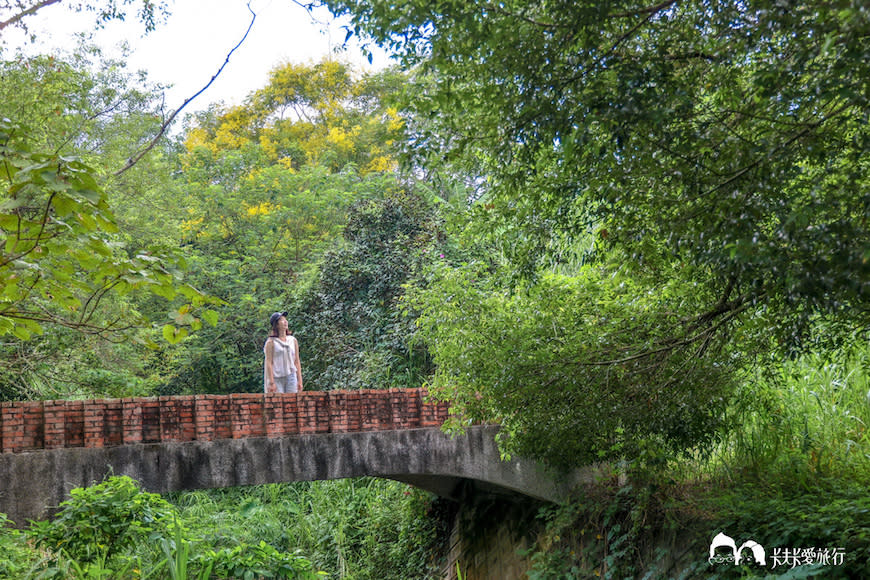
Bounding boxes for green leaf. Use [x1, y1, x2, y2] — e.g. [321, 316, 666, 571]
[202, 309, 219, 327]
[151, 284, 177, 300]
[0, 317, 14, 335]
[12, 324, 32, 340]
[162, 324, 187, 344]
[51, 194, 78, 216]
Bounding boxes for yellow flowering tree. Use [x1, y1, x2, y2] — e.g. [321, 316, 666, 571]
[163, 58, 411, 394]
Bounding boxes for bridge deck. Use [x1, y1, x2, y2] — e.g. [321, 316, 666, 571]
[0, 391, 595, 527]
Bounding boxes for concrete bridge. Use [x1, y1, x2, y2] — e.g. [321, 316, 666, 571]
[0, 389, 591, 526]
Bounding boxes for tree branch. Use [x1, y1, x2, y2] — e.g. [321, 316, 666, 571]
[579, 293, 755, 368]
[696, 101, 851, 200]
[610, 0, 678, 19]
[4, 307, 139, 334]
[113, 2, 257, 176]
[0, 0, 63, 32]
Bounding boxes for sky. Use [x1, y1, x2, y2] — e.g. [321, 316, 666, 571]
[3, 0, 390, 114]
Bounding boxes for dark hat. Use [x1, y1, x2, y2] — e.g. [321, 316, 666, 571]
[269, 311, 288, 326]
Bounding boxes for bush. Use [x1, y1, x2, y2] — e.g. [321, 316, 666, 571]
[28, 475, 176, 564]
[199, 542, 325, 579]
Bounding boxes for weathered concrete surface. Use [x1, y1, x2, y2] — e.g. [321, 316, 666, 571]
[0, 425, 594, 526]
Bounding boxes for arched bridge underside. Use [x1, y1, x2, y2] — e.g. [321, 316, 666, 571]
[1, 426, 597, 525]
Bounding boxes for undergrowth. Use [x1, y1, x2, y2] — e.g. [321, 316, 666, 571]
[525, 478, 870, 579]
[168, 478, 452, 580]
[0, 477, 451, 579]
[524, 345, 870, 579]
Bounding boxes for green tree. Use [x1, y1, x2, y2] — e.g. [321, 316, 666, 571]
[184, 59, 406, 174]
[291, 188, 441, 391]
[407, 256, 736, 468]
[161, 59, 411, 394]
[162, 165, 399, 394]
[324, 0, 869, 348]
[320, 0, 870, 465]
[0, 49, 216, 400]
[0, 116, 208, 340]
[24, 476, 327, 579]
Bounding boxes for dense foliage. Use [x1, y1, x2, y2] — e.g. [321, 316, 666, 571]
[161, 164, 407, 394]
[0, 46, 428, 398]
[291, 188, 441, 390]
[16, 476, 329, 578]
[159, 60, 432, 394]
[172, 479, 451, 579]
[0, 49, 218, 399]
[2, 2, 869, 578]
[323, 0, 869, 344]
[526, 479, 870, 579]
[321, 0, 870, 467]
[0, 476, 449, 579]
[522, 345, 870, 578]
[29, 475, 177, 565]
[408, 263, 736, 468]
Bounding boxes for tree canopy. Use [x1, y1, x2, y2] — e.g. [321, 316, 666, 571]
[324, 0, 869, 347]
[0, 50, 214, 344]
[0, 39, 423, 399]
[161, 59, 420, 395]
[321, 0, 870, 466]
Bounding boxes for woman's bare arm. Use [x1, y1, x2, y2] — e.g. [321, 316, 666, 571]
[264, 338, 277, 393]
[293, 336, 303, 391]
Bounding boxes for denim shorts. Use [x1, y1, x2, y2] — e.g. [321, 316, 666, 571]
[268, 373, 298, 394]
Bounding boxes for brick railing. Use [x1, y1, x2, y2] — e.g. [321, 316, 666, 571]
[0, 389, 449, 454]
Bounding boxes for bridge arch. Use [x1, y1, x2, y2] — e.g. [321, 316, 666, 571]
[0, 391, 594, 525]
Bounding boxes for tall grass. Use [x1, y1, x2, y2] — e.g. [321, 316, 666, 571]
[521, 344, 870, 579]
[168, 478, 449, 579]
[707, 344, 870, 489]
[2, 478, 447, 579]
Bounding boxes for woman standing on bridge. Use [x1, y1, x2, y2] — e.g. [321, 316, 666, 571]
[264, 312, 303, 393]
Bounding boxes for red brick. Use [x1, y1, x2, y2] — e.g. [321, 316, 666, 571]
[83, 399, 109, 448]
[160, 396, 196, 442]
[264, 394, 286, 436]
[281, 394, 299, 435]
[363, 390, 394, 430]
[194, 396, 216, 441]
[389, 389, 421, 429]
[140, 398, 161, 443]
[12, 400, 45, 451]
[211, 396, 233, 440]
[298, 391, 328, 434]
[421, 402, 446, 426]
[177, 396, 196, 441]
[0, 388, 444, 453]
[328, 391, 362, 433]
[103, 399, 123, 447]
[1, 402, 24, 452]
[43, 401, 66, 449]
[231, 394, 265, 438]
[65, 400, 84, 447]
[122, 399, 144, 444]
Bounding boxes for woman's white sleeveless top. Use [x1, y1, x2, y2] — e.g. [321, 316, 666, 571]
[265, 336, 297, 377]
